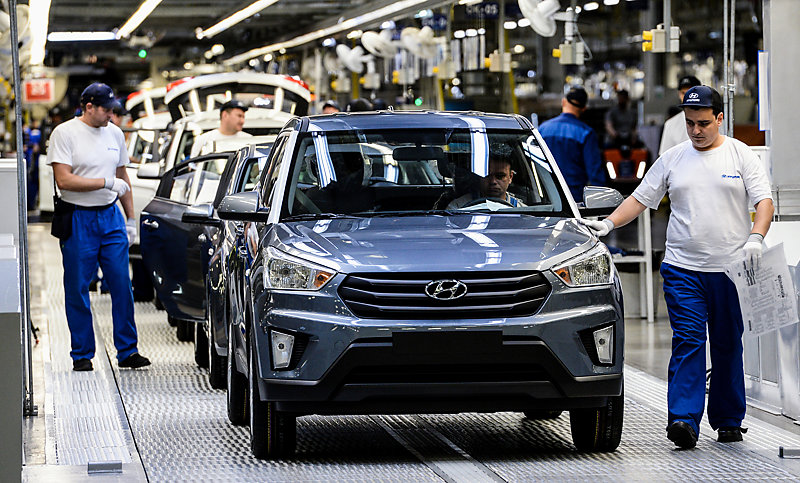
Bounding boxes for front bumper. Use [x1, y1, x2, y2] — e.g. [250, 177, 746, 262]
[263, 335, 623, 414]
[251, 271, 624, 415]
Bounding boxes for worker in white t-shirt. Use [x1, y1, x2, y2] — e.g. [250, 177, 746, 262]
[580, 86, 774, 450]
[658, 75, 702, 155]
[48, 82, 151, 372]
[190, 99, 252, 158]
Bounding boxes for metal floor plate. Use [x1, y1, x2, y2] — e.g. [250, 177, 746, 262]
[26, 225, 800, 481]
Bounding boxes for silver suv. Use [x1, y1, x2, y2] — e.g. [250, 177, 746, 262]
[218, 111, 625, 459]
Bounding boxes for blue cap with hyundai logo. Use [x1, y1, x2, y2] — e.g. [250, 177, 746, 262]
[80, 82, 117, 108]
[680, 85, 723, 111]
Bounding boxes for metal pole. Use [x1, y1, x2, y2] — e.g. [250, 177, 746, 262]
[728, 0, 736, 136]
[723, 0, 730, 136]
[663, 0, 671, 30]
[8, 0, 36, 418]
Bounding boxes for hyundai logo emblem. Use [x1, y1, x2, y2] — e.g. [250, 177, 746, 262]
[424, 279, 468, 300]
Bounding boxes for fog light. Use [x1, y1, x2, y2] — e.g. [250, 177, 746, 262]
[593, 326, 614, 364]
[270, 331, 295, 369]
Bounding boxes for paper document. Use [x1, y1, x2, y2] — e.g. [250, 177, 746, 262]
[724, 243, 799, 337]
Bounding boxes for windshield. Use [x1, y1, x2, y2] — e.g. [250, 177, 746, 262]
[281, 128, 571, 219]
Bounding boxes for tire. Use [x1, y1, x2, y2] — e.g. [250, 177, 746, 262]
[249, 334, 295, 459]
[226, 321, 248, 425]
[155, 295, 166, 312]
[569, 381, 624, 452]
[524, 410, 563, 420]
[176, 319, 193, 342]
[208, 303, 226, 389]
[194, 322, 209, 368]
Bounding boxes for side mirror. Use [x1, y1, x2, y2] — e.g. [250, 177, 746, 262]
[579, 186, 624, 217]
[181, 203, 219, 226]
[136, 162, 162, 179]
[217, 191, 270, 222]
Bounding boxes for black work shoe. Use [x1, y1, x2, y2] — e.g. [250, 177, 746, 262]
[73, 359, 93, 371]
[667, 421, 698, 449]
[119, 353, 151, 369]
[717, 426, 747, 443]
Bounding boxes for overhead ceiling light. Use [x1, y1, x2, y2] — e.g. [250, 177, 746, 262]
[224, 0, 441, 65]
[117, 0, 162, 39]
[454, 30, 465, 39]
[513, 44, 525, 54]
[583, 2, 600, 10]
[604, 0, 619, 5]
[518, 18, 531, 27]
[380, 20, 396, 30]
[197, 0, 279, 39]
[263, 53, 273, 61]
[346, 30, 363, 39]
[47, 31, 117, 42]
[458, 0, 482, 4]
[29, 0, 52, 65]
[503, 21, 517, 30]
[321, 37, 336, 47]
[477, 28, 486, 35]
[465, 29, 478, 37]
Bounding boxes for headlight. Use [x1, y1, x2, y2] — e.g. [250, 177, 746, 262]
[552, 243, 612, 286]
[263, 248, 336, 290]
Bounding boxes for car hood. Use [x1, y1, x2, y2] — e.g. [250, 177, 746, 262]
[269, 214, 596, 273]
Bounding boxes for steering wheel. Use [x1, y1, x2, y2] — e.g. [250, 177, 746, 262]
[462, 197, 515, 208]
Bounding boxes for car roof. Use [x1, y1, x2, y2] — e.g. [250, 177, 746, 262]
[303, 111, 528, 132]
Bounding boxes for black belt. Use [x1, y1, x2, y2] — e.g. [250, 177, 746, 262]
[72, 200, 117, 211]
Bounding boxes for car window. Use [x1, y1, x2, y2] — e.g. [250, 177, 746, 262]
[282, 129, 571, 218]
[168, 157, 228, 205]
[260, 135, 288, 207]
[237, 147, 272, 193]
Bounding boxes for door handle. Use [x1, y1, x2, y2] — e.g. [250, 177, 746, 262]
[142, 219, 159, 230]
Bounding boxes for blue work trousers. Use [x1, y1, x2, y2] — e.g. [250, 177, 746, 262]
[60, 205, 138, 362]
[661, 263, 746, 435]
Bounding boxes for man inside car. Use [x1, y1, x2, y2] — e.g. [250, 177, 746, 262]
[448, 156, 526, 208]
[190, 99, 252, 158]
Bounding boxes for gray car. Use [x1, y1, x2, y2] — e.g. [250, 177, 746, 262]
[218, 111, 625, 459]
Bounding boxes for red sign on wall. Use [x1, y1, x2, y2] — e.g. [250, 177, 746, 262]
[22, 78, 55, 103]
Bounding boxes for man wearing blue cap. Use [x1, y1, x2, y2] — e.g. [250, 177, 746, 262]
[580, 85, 774, 449]
[538, 86, 605, 203]
[47, 82, 151, 371]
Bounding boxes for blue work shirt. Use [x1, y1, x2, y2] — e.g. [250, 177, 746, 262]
[538, 112, 604, 202]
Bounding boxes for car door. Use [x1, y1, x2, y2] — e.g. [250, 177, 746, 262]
[140, 152, 233, 321]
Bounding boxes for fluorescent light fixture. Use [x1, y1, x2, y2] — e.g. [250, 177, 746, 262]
[380, 20, 396, 30]
[466, 28, 478, 37]
[477, 28, 486, 35]
[604, 0, 619, 4]
[224, 0, 437, 65]
[117, 0, 162, 39]
[584, 2, 599, 10]
[458, 0, 482, 4]
[513, 44, 525, 54]
[47, 31, 117, 42]
[197, 0, 279, 39]
[454, 30, 465, 39]
[518, 18, 531, 27]
[263, 53, 273, 61]
[30, 0, 52, 65]
[322, 37, 336, 47]
[503, 21, 517, 30]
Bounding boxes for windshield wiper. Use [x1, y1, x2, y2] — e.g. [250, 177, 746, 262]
[282, 213, 359, 221]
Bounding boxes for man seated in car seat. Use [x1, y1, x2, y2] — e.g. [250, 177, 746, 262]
[447, 155, 526, 209]
[302, 150, 375, 213]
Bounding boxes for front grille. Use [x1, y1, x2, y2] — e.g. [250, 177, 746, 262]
[338, 271, 551, 319]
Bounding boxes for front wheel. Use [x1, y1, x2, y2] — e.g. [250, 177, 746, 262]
[249, 334, 296, 459]
[226, 322, 248, 425]
[194, 322, 209, 368]
[569, 381, 624, 452]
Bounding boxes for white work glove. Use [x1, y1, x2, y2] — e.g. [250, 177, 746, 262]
[104, 177, 130, 198]
[743, 233, 764, 271]
[578, 218, 615, 237]
[125, 218, 137, 247]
